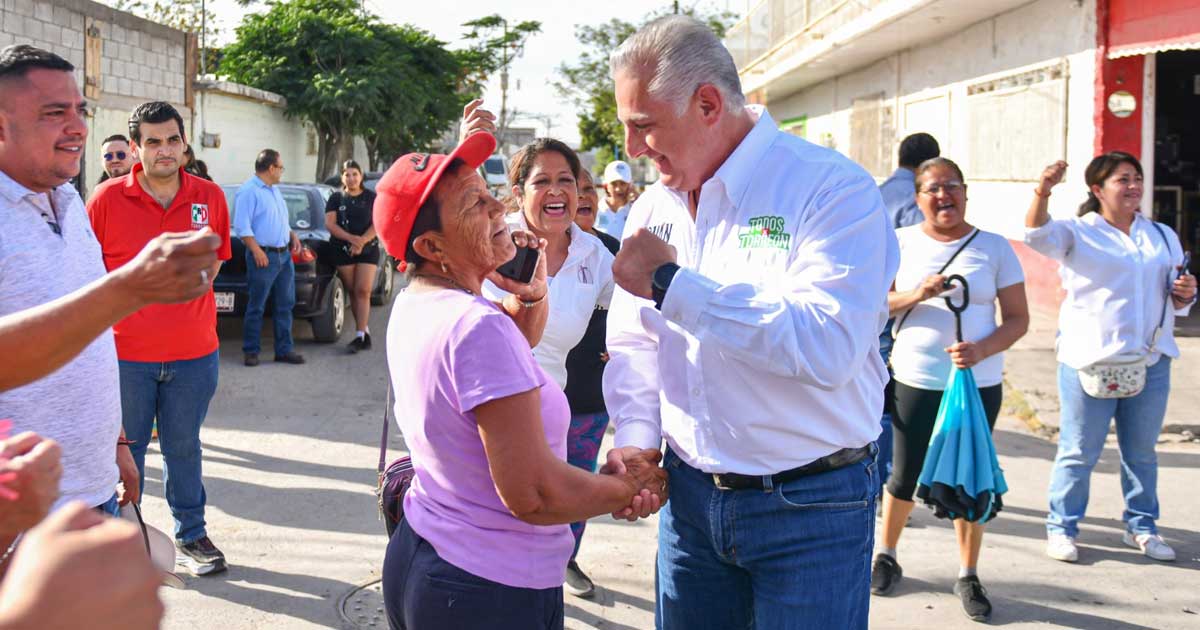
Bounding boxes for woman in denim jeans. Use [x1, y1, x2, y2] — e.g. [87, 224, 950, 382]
[1025, 153, 1197, 564]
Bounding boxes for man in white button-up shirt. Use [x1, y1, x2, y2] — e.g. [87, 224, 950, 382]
[600, 16, 898, 630]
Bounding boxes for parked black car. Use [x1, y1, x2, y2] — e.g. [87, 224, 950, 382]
[214, 183, 397, 343]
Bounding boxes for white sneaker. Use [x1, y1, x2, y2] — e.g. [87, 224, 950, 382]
[1123, 531, 1176, 562]
[1046, 534, 1079, 562]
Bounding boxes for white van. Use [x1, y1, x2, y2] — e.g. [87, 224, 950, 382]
[482, 154, 508, 196]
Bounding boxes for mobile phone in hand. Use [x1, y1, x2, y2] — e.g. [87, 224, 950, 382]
[496, 245, 538, 284]
[1179, 252, 1192, 279]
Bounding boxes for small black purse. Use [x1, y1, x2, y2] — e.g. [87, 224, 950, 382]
[376, 381, 414, 538]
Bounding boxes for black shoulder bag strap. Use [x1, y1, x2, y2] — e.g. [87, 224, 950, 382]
[1147, 221, 1173, 352]
[894, 228, 981, 334]
[377, 380, 393, 477]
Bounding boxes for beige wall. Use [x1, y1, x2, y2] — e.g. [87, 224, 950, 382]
[766, 0, 1100, 238]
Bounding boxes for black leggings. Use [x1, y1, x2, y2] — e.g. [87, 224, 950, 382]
[886, 380, 1003, 502]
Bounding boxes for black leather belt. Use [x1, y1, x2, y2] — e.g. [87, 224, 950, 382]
[710, 445, 873, 491]
[261, 245, 288, 253]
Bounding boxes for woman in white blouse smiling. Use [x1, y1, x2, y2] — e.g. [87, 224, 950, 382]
[1026, 153, 1197, 565]
[483, 138, 615, 597]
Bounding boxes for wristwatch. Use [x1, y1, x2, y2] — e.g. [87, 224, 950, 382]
[651, 262, 680, 311]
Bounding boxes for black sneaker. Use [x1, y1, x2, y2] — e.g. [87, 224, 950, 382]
[274, 352, 306, 365]
[870, 553, 902, 595]
[347, 337, 363, 354]
[954, 575, 992, 622]
[360, 332, 372, 351]
[176, 536, 228, 576]
[243, 353, 259, 367]
[564, 560, 595, 599]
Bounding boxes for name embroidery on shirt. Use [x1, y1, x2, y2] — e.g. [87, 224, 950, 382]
[190, 204, 210, 229]
[647, 222, 673, 243]
[739, 215, 790, 250]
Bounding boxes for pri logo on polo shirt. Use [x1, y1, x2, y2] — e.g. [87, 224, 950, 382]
[191, 204, 209, 230]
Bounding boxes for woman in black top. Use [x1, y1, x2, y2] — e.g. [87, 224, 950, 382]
[325, 160, 379, 352]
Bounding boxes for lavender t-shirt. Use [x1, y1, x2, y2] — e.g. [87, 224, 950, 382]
[386, 289, 574, 589]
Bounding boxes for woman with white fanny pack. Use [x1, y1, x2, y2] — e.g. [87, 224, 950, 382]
[1025, 153, 1197, 564]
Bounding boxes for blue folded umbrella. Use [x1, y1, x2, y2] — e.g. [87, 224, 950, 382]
[914, 275, 1008, 523]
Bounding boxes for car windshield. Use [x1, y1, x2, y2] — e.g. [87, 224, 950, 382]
[484, 157, 505, 175]
[223, 185, 320, 233]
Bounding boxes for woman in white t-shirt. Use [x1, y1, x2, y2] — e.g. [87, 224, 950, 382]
[871, 158, 1029, 622]
[482, 138, 615, 597]
[1026, 154, 1196, 565]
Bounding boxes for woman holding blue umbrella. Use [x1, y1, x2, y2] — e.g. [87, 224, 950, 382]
[872, 157, 1030, 622]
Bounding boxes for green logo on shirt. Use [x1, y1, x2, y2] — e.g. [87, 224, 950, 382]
[739, 215, 790, 250]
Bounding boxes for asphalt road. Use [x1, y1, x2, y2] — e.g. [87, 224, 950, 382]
[139, 295, 1200, 629]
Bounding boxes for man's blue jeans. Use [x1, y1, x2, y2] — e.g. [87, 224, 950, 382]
[657, 447, 877, 630]
[1047, 357, 1171, 538]
[243, 249, 295, 356]
[119, 350, 219, 544]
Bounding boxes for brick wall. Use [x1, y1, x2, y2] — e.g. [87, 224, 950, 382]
[0, 0, 187, 107]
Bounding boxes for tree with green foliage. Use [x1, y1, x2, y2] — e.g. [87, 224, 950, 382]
[556, 7, 737, 167]
[459, 15, 542, 145]
[220, 0, 465, 180]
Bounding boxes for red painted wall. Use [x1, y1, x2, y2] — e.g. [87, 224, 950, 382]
[1109, 0, 1200, 55]
[1093, 0, 1144, 158]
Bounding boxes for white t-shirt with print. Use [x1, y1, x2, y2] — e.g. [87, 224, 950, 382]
[890, 226, 1025, 390]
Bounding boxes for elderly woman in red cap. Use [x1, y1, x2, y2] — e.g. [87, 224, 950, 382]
[372, 125, 668, 630]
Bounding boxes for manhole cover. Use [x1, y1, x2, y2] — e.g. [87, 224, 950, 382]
[338, 579, 387, 628]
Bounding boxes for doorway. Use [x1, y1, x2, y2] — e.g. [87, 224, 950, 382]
[1153, 49, 1200, 272]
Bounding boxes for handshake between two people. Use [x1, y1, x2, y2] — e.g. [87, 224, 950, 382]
[601, 446, 670, 521]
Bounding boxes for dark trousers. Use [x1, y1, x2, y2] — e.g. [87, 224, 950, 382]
[382, 519, 564, 630]
[887, 380, 1003, 501]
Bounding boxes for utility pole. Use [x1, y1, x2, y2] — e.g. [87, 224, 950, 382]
[499, 19, 511, 148]
[673, 1, 680, 13]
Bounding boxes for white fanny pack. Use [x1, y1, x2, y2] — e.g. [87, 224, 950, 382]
[1077, 222, 1173, 399]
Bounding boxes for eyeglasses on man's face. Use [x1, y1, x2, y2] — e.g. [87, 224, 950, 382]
[918, 181, 965, 196]
[273, 163, 285, 172]
[103, 151, 127, 161]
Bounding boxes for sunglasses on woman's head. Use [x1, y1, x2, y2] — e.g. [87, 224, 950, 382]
[104, 151, 127, 161]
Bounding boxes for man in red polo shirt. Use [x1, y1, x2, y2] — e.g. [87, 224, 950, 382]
[86, 101, 232, 576]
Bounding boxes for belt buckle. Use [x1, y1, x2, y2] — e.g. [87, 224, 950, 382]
[712, 474, 733, 490]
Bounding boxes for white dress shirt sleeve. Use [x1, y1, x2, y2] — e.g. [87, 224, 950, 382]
[1023, 219, 1075, 261]
[661, 173, 898, 390]
[597, 255, 615, 310]
[603, 284, 664, 450]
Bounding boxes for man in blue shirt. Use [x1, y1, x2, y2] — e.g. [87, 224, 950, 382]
[233, 149, 304, 366]
[875, 132, 939, 499]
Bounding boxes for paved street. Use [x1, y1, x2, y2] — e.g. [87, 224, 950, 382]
[140, 294, 1200, 629]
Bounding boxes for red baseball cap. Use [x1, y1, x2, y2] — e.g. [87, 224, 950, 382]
[373, 132, 497, 267]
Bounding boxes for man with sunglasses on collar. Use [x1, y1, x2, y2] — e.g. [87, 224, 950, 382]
[97, 134, 133, 184]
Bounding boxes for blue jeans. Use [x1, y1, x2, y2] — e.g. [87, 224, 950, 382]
[119, 350, 219, 543]
[243, 249, 295, 355]
[96, 492, 120, 517]
[1047, 357, 1171, 538]
[657, 447, 877, 630]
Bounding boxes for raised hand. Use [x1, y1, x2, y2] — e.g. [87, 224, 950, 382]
[460, 99, 497, 139]
[612, 229, 677, 300]
[1036, 161, 1068, 196]
[487, 230, 549, 302]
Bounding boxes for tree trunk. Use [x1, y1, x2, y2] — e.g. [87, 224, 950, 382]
[315, 124, 338, 182]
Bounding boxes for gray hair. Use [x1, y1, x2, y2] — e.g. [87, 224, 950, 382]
[609, 15, 745, 115]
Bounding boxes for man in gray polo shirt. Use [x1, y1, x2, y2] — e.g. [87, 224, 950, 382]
[0, 45, 219, 516]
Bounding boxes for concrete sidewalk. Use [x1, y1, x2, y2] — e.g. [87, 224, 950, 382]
[139, 300, 1198, 629]
[1004, 307, 1200, 435]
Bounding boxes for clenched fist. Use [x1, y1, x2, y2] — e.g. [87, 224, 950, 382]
[114, 228, 221, 307]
